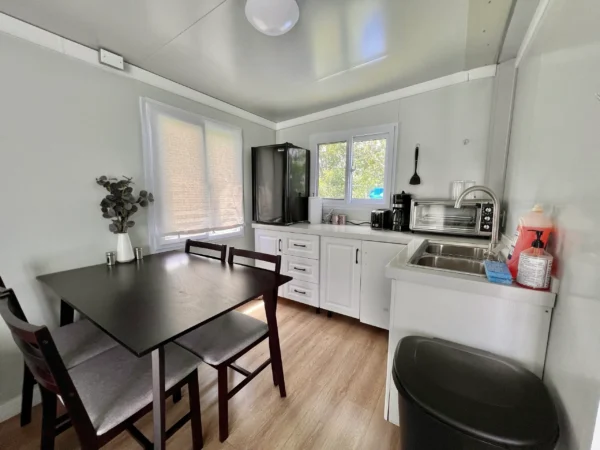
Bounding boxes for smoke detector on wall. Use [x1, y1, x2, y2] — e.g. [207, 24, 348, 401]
[245, 0, 300, 36]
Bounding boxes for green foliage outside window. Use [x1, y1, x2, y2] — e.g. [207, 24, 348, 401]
[318, 139, 386, 200]
[318, 142, 347, 199]
[351, 139, 386, 199]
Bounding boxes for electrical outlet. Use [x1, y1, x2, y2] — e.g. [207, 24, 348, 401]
[99, 49, 124, 70]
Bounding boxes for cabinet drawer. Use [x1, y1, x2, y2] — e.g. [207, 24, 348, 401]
[283, 233, 319, 259]
[284, 279, 319, 307]
[282, 255, 319, 283]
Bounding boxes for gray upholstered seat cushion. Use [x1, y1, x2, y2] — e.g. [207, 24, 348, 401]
[68, 343, 200, 436]
[52, 319, 119, 369]
[175, 311, 269, 366]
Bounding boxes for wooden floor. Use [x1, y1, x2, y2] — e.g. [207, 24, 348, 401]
[0, 298, 399, 450]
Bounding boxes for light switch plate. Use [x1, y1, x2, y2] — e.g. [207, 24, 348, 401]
[99, 48, 124, 70]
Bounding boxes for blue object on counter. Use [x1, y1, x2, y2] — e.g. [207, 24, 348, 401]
[484, 260, 513, 285]
[487, 276, 513, 285]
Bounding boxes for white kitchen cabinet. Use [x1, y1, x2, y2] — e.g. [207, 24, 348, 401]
[284, 278, 319, 307]
[320, 237, 362, 318]
[254, 229, 282, 255]
[254, 226, 410, 322]
[360, 241, 405, 330]
[254, 229, 282, 269]
[282, 233, 320, 260]
[254, 229, 285, 295]
[282, 255, 319, 284]
[255, 229, 320, 301]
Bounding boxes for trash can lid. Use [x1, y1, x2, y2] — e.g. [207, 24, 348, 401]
[393, 337, 559, 448]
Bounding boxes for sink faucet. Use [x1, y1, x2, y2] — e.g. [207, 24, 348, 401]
[454, 185, 500, 254]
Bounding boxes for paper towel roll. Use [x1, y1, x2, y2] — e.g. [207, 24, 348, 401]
[308, 197, 323, 224]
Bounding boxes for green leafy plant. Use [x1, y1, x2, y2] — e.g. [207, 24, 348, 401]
[96, 176, 154, 234]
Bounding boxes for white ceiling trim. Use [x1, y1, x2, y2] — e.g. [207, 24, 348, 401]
[275, 65, 497, 130]
[0, 12, 278, 130]
[515, 0, 552, 67]
[467, 65, 498, 80]
[0, 12, 497, 131]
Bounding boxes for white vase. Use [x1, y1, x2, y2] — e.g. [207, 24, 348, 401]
[116, 233, 135, 263]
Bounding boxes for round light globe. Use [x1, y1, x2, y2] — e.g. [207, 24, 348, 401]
[245, 0, 300, 36]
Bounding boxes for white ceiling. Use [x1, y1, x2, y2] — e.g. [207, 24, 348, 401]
[528, 0, 600, 56]
[499, 0, 539, 63]
[0, 0, 515, 122]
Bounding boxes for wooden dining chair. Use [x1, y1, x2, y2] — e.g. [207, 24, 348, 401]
[185, 239, 227, 261]
[175, 247, 282, 442]
[171, 239, 229, 404]
[0, 280, 119, 427]
[0, 287, 204, 450]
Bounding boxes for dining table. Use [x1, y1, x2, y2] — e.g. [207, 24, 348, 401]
[37, 250, 292, 449]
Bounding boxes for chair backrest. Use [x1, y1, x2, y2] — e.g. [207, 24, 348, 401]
[0, 289, 96, 437]
[0, 280, 28, 322]
[185, 239, 227, 262]
[228, 248, 282, 274]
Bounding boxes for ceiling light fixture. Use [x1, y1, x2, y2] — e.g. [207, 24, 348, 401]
[245, 0, 299, 36]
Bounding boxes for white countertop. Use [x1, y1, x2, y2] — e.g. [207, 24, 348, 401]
[251, 222, 487, 246]
[385, 237, 557, 308]
[252, 222, 557, 308]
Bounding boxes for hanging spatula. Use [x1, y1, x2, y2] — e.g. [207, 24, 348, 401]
[409, 144, 421, 185]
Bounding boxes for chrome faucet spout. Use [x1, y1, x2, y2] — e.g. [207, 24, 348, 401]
[454, 185, 500, 252]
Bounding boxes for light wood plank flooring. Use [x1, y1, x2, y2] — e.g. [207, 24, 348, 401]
[0, 298, 399, 449]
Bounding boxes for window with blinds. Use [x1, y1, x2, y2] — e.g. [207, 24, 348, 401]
[140, 98, 244, 252]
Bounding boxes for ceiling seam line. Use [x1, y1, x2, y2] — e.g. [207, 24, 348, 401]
[496, 0, 518, 64]
[140, 0, 229, 63]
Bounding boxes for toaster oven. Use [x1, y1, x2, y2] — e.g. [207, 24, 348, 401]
[410, 199, 494, 237]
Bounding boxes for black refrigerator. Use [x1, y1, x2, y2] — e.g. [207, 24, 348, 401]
[252, 143, 310, 225]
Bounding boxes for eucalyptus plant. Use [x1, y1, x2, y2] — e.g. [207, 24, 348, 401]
[96, 176, 154, 234]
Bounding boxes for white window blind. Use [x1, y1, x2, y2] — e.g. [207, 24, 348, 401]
[140, 98, 244, 252]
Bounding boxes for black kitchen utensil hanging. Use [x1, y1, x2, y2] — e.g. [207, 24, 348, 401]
[409, 144, 421, 185]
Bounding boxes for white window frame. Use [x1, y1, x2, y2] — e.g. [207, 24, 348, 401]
[309, 124, 397, 209]
[140, 98, 244, 253]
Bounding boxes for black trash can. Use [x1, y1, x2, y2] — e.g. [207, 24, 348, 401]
[393, 336, 559, 450]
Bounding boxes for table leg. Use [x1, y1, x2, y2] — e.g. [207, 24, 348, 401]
[152, 347, 166, 450]
[59, 300, 74, 327]
[264, 289, 286, 397]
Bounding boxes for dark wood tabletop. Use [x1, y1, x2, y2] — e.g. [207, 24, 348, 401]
[37, 251, 291, 357]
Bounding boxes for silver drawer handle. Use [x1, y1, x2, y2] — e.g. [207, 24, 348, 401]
[293, 289, 306, 295]
[293, 243, 307, 248]
[293, 266, 306, 272]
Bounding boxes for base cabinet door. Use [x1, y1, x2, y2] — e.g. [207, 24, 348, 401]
[254, 229, 283, 269]
[320, 237, 362, 318]
[254, 229, 284, 295]
[360, 241, 405, 330]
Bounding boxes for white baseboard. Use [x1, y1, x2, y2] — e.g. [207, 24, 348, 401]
[0, 388, 41, 424]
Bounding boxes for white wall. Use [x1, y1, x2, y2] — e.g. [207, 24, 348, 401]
[276, 78, 494, 220]
[0, 33, 274, 414]
[503, 0, 600, 447]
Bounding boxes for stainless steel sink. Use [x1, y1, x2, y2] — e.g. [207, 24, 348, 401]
[413, 255, 487, 275]
[407, 240, 505, 277]
[424, 243, 490, 260]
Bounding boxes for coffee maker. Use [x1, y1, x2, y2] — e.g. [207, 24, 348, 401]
[392, 191, 412, 231]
